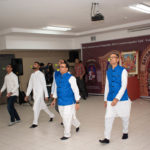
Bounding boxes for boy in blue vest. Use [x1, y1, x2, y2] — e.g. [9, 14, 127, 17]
[51, 61, 80, 140]
[99, 53, 131, 144]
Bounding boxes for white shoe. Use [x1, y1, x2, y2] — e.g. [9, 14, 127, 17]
[8, 122, 16, 126]
[16, 120, 21, 123]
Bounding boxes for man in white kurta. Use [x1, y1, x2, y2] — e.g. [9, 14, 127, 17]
[51, 61, 80, 140]
[25, 62, 55, 128]
[99, 53, 131, 144]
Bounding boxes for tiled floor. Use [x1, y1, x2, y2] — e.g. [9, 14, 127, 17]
[0, 96, 150, 150]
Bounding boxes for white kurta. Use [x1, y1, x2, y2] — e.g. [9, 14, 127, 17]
[53, 74, 81, 137]
[104, 69, 131, 139]
[1, 72, 19, 96]
[26, 70, 54, 125]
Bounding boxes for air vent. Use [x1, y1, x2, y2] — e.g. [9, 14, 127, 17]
[91, 36, 96, 41]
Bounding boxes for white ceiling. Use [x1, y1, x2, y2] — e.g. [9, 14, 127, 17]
[0, 0, 150, 36]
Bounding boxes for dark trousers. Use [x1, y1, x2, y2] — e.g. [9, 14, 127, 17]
[47, 86, 51, 98]
[76, 77, 88, 99]
[7, 96, 20, 122]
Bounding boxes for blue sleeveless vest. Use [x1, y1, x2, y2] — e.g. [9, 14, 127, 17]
[55, 71, 75, 106]
[106, 65, 129, 101]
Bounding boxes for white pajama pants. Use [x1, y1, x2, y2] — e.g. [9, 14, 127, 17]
[33, 97, 55, 125]
[58, 104, 80, 138]
[104, 100, 131, 139]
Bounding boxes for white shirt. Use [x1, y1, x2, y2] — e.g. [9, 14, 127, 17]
[26, 70, 48, 99]
[1, 72, 19, 96]
[51, 72, 56, 95]
[53, 74, 81, 101]
[104, 69, 128, 101]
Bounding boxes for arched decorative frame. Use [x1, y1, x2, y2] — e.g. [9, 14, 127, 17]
[139, 45, 150, 96]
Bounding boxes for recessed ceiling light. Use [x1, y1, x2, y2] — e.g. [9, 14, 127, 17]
[42, 26, 72, 31]
[129, 3, 150, 14]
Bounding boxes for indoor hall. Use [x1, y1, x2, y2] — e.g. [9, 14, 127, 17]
[0, 0, 150, 150]
[0, 96, 150, 150]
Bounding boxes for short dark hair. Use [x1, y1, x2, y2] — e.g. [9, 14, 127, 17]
[7, 64, 13, 70]
[8, 64, 12, 68]
[111, 53, 119, 58]
[7, 64, 13, 71]
[62, 60, 69, 70]
[34, 61, 40, 66]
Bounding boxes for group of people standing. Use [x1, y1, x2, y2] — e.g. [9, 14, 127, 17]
[0, 53, 131, 143]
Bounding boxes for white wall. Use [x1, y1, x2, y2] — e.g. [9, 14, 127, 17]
[0, 36, 6, 50]
[73, 29, 150, 49]
[5, 35, 74, 50]
[1, 28, 150, 50]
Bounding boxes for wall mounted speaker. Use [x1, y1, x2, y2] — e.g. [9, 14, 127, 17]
[11, 58, 23, 76]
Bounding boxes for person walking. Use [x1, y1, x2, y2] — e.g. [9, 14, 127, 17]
[0, 64, 21, 126]
[24, 62, 55, 128]
[51, 61, 80, 140]
[99, 53, 131, 144]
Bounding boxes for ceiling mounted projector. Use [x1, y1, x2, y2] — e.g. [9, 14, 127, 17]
[91, 2, 104, 21]
[91, 13, 104, 21]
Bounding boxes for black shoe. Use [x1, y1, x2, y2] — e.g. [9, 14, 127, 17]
[122, 133, 128, 139]
[49, 118, 53, 122]
[30, 124, 38, 128]
[60, 136, 69, 140]
[76, 127, 80, 132]
[61, 122, 63, 125]
[99, 138, 110, 144]
[82, 96, 87, 100]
